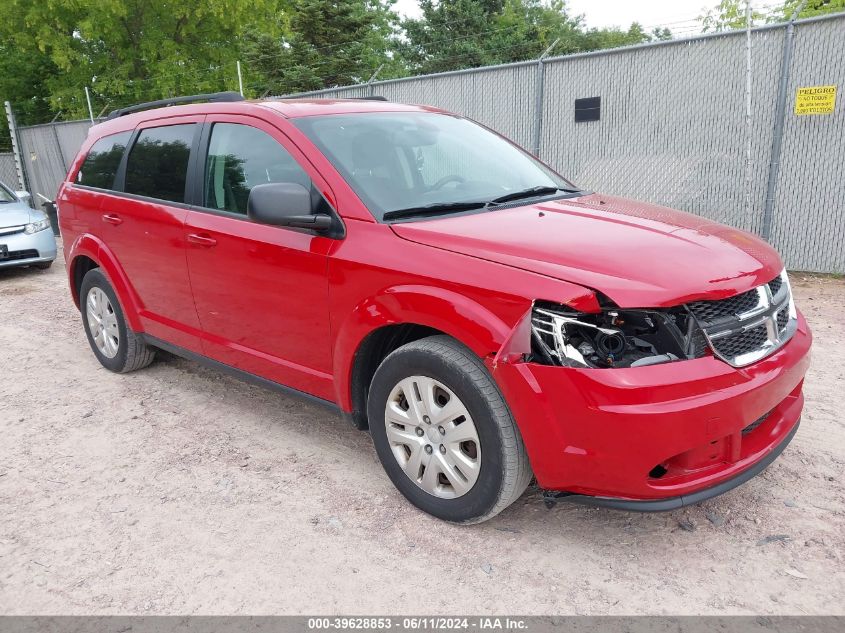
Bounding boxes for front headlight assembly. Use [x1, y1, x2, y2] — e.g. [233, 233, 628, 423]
[530, 301, 708, 369]
[24, 218, 51, 234]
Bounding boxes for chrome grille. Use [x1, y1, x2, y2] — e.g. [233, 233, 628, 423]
[687, 270, 797, 367]
[0, 225, 26, 237]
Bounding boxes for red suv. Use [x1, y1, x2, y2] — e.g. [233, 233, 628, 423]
[59, 93, 811, 523]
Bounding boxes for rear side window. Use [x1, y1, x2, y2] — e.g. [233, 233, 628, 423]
[76, 131, 132, 189]
[125, 124, 196, 203]
[204, 123, 310, 215]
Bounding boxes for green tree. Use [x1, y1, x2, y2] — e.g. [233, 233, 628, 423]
[0, 42, 59, 150]
[398, 0, 666, 75]
[699, 0, 767, 32]
[778, 0, 845, 19]
[700, 0, 845, 32]
[583, 22, 670, 49]
[0, 0, 286, 121]
[243, 0, 402, 95]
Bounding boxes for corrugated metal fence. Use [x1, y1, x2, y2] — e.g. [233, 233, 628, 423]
[5, 13, 843, 272]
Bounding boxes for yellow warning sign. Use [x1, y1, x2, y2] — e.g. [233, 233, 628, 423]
[795, 85, 837, 115]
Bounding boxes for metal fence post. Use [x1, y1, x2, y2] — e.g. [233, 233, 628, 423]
[51, 123, 69, 171]
[531, 39, 559, 157]
[367, 64, 385, 97]
[744, 1, 753, 232]
[84, 87, 95, 123]
[761, 1, 806, 241]
[4, 101, 27, 192]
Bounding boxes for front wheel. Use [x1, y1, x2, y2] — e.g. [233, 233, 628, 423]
[368, 335, 532, 523]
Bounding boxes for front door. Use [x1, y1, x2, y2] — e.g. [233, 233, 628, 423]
[184, 116, 336, 400]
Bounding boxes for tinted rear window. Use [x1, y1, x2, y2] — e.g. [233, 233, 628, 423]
[76, 131, 132, 190]
[125, 124, 195, 203]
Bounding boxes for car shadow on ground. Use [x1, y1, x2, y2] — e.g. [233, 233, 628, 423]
[143, 350, 757, 543]
[0, 264, 52, 280]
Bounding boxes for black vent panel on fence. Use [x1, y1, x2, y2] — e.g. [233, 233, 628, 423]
[574, 96, 601, 122]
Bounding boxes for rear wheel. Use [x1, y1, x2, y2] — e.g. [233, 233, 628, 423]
[368, 335, 532, 523]
[80, 268, 155, 373]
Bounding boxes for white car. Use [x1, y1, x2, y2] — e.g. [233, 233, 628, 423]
[0, 181, 57, 270]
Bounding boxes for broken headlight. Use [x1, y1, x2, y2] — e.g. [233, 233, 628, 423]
[530, 301, 707, 368]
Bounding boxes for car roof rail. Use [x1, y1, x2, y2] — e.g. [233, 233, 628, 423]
[351, 96, 389, 101]
[106, 91, 245, 120]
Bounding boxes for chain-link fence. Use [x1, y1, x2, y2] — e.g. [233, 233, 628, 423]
[4, 13, 843, 272]
[0, 153, 18, 188]
[13, 120, 93, 207]
[288, 13, 844, 273]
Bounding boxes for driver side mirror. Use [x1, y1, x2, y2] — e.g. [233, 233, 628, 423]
[15, 191, 31, 202]
[247, 182, 332, 231]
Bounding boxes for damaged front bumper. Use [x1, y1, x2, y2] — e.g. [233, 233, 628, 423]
[488, 311, 812, 507]
[542, 419, 800, 511]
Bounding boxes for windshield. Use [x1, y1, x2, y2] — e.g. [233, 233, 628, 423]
[0, 183, 16, 203]
[293, 112, 576, 221]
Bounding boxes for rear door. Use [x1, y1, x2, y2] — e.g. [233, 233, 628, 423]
[105, 116, 204, 350]
[183, 115, 336, 400]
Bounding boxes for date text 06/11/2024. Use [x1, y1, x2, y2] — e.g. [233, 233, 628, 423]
[306, 617, 529, 630]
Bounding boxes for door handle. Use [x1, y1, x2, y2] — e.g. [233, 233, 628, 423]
[102, 213, 123, 225]
[187, 233, 218, 248]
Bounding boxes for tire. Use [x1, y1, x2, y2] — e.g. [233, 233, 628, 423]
[368, 335, 532, 524]
[79, 268, 155, 373]
[36, 261, 52, 270]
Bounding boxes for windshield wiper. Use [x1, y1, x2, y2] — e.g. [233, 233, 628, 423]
[383, 186, 584, 221]
[383, 201, 488, 221]
[489, 186, 574, 205]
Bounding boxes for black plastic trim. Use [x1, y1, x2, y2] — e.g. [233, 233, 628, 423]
[545, 419, 800, 512]
[83, 188, 195, 212]
[140, 335, 342, 415]
[107, 91, 244, 120]
[112, 127, 140, 193]
[183, 119, 205, 207]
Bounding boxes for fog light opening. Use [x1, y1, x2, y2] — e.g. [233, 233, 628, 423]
[648, 464, 668, 479]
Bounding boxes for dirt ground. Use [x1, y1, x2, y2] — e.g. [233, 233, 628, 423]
[0, 247, 843, 615]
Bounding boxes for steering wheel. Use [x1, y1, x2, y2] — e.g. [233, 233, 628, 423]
[429, 175, 466, 190]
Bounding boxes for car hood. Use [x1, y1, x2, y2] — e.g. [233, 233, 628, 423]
[0, 202, 36, 228]
[390, 193, 783, 308]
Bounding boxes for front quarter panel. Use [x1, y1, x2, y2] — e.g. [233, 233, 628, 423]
[329, 219, 596, 411]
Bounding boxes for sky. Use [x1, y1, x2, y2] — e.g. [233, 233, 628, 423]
[392, 1, 753, 37]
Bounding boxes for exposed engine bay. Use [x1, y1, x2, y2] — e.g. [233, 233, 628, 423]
[530, 301, 707, 368]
